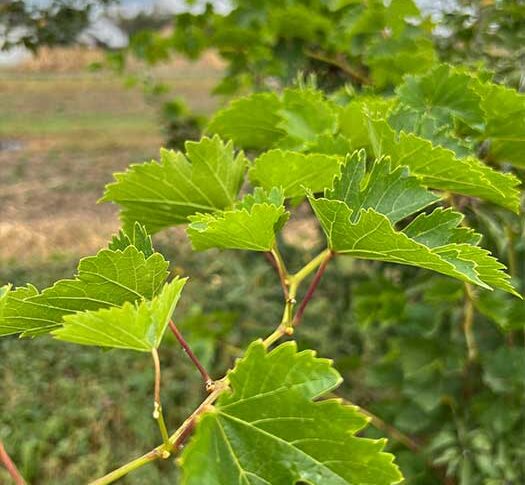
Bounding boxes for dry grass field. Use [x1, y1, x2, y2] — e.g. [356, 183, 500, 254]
[0, 48, 222, 283]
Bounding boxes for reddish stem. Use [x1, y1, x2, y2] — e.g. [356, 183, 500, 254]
[293, 251, 333, 326]
[172, 417, 196, 451]
[0, 441, 25, 485]
[169, 321, 213, 389]
[265, 251, 289, 299]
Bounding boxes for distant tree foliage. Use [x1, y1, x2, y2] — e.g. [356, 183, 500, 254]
[0, 0, 114, 51]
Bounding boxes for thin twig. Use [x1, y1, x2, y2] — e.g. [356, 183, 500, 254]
[356, 407, 421, 453]
[151, 348, 170, 449]
[304, 48, 370, 85]
[0, 441, 26, 485]
[90, 383, 228, 485]
[269, 248, 290, 299]
[169, 321, 213, 390]
[151, 348, 162, 406]
[293, 251, 333, 326]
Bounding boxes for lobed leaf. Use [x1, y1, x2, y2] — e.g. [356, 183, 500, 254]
[187, 188, 288, 252]
[250, 150, 342, 198]
[180, 340, 402, 485]
[207, 93, 286, 149]
[309, 152, 518, 295]
[370, 119, 521, 213]
[341, 108, 521, 212]
[53, 278, 186, 351]
[0, 246, 169, 337]
[396, 64, 485, 129]
[109, 221, 155, 257]
[102, 136, 246, 233]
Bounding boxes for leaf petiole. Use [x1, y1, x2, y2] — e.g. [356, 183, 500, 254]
[169, 320, 214, 391]
[151, 348, 171, 451]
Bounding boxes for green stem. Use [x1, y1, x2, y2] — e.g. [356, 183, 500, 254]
[293, 251, 333, 326]
[290, 248, 332, 286]
[91, 384, 228, 485]
[90, 450, 160, 485]
[263, 248, 332, 346]
[151, 348, 171, 449]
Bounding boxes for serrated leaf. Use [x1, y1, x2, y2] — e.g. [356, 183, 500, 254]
[102, 136, 246, 233]
[309, 155, 517, 295]
[0, 246, 169, 337]
[207, 93, 286, 149]
[328, 150, 440, 224]
[52, 278, 186, 351]
[180, 340, 402, 485]
[363, 117, 520, 213]
[250, 150, 342, 198]
[404, 208, 481, 247]
[109, 222, 155, 257]
[187, 188, 288, 252]
[396, 65, 485, 129]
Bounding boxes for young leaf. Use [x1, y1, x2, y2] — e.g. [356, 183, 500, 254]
[187, 188, 288, 252]
[180, 340, 402, 485]
[207, 93, 286, 149]
[309, 153, 517, 295]
[109, 221, 155, 257]
[0, 246, 169, 337]
[250, 150, 342, 198]
[102, 136, 246, 233]
[53, 278, 186, 351]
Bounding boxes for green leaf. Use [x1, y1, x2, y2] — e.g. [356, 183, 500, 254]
[207, 88, 338, 151]
[339, 97, 395, 148]
[102, 136, 246, 233]
[109, 222, 155, 257]
[357, 115, 521, 213]
[366, 35, 437, 89]
[403, 208, 481, 247]
[276, 88, 338, 147]
[479, 82, 525, 167]
[328, 150, 440, 224]
[309, 154, 517, 295]
[187, 188, 288, 252]
[396, 65, 485, 129]
[250, 150, 342, 198]
[180, 340, 402, 485]
[53, 278, 186, 351]
[0, 284, 10, 317]
[207, 93, 286, 149]
[0, 246, 169, 337]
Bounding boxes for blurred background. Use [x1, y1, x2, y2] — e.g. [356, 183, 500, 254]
[1, 1, 524, 483]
